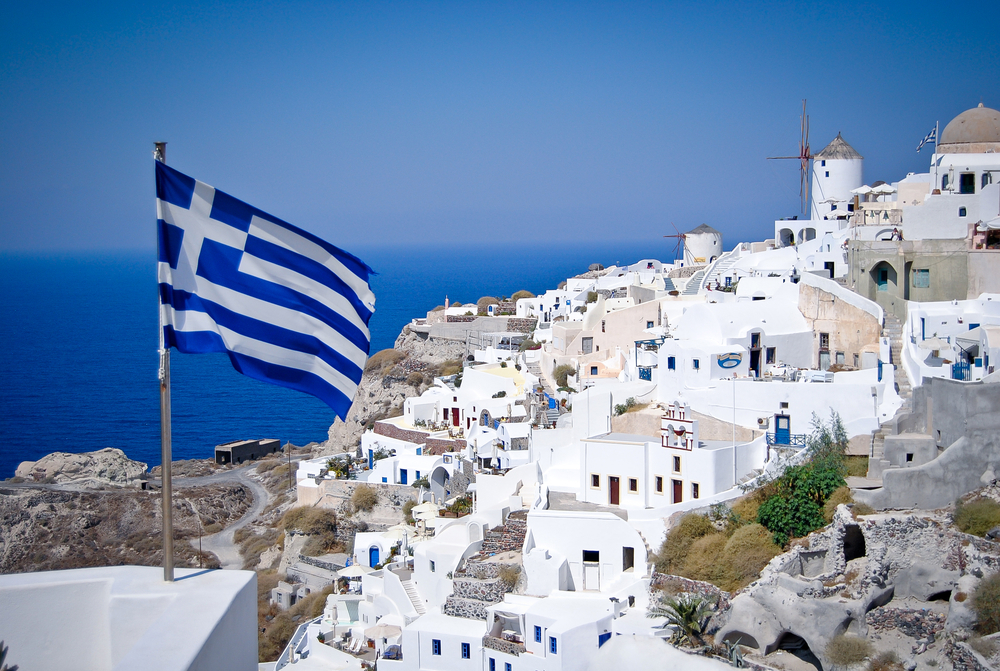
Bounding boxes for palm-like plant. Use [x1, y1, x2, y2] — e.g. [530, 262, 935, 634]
[1, 640, 19, 671]
[648, 593, 713, 647]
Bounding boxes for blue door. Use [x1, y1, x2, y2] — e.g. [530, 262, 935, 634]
[400, 468, 408, 485]
[774, 415, 791, 445]
[369, 546, 379, 567]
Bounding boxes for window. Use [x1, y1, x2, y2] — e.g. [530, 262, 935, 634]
[959, 207, 967, 217]
[489, 658, 496, 671]
[825, 171, 830, 177]
[432, 639, 442, 655]
[590, 366, 598, 376]
[550, 637, 558, 654]
[647, 321, 654, 329]
[591, 473, 600, 488]
[751, 333, 761, 348]
[692, 359, 700, 370]
[913, 269, 930, 288]
[582, 337, 593, 354]
[766, 347, 776, 364]
[462, 642, 470, 659]
[601, 320, 605, 333]
[819, 333, 830, 350]
[629, 478, 638, 492]
[667, 356, 676, 370]
[780, 401, 789, 409]
[960, 172, 975, 194]
[905, 453, 914, 463]
[942, 174, 950, 190]
[415, 471, 420, 480]
[506, 664, 512, 671]
[673, 456, 681, 472]
[854, 353, 859, 368]
[535, 625, 542, 643]
[821, 160, 826, 167]
[623, 546, 635, 571]
[583, 550, 600, 562]
[984, 172, 993, 189]
[655, 476, 663, 493]
[692, 483, 700, 499]
[430, 560, 436, 572]
[836, 352, 845, 365]
[382, 477, 387, 483]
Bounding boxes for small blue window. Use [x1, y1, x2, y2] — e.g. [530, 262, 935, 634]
[462, 642, 470, 659]
[506, 664, 512, 671]
[535, 625, 542, 642]
[382, 477, 387, 483]
[692, 359, 700, 370]
[432, 639, 441, 655]
[489, 658, 496, 671]
[599, 632, 612, 647]
[550, 636, 558, 654]
[415, 471, 420, 480]
[667, 356, 675, 370]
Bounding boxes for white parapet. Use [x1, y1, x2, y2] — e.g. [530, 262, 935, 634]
[0, 565, 257, 671]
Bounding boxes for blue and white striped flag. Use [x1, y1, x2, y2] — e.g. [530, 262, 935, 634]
[156, 161, 375, 419]
[916, 126, 936, 152]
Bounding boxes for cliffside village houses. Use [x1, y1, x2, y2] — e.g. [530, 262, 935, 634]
[6, 104, 999, 671]
[261, 103, 1000, 671]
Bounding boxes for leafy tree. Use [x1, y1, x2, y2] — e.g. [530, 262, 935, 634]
[756, 412, 848, 546]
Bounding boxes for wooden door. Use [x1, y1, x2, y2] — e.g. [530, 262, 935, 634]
[609, 477, 620, 505]
[672, 479, 682, 504]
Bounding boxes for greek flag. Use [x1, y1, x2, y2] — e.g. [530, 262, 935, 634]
[156, 161, 374, 419]
[916, 126, 936, 152]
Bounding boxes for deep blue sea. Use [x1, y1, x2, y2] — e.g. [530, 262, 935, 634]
[0, 240, 661, 477]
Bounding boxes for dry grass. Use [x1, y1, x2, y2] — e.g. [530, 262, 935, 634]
[825, 634, 873, 666]
[844, 455, 869, 478]
[969, 636, 998, 659]
[498, 564, 521, 590]
[721, 523, 781, 589]
[869, 650, 904, 671]
[955, 498, 1000, 537]
[365, 348, 406, 374]
[350, 485, 378, 512]
[974, 571, 1000, 634]
[823, 486, 855, 523]
[654, 513, 715, 574]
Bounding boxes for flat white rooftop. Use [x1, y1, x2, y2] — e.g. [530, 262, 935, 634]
[0, 565, 257, 671]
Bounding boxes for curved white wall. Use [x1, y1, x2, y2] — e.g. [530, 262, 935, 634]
[811, 157, 863, 219]
[684, 232, 722, 265]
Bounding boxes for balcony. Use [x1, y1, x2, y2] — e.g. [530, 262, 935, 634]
[638, 366, 653, 381]
[766, 433, 807, 447]
[484, 634, 526, 656]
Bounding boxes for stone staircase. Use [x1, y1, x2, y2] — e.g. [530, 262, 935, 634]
[681, 268, 707, 295]
[442, 512, 528, 620]
[401, 579, 427, 615]
[702, 249, 740, 291]
[869, 313, 914, 473]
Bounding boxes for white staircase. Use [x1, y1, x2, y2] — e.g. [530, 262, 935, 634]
[701, 249, 741, 291]
[401, 579, 427, 615]
[681, 268, 707, 295]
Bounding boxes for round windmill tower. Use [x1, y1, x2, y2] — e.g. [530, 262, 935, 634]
[810, 133, 863, 220]
[683, 224, 722, 265]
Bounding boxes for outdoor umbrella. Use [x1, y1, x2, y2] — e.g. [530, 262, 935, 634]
[339, 564, 373, 578]
[365, 623, 402, 640]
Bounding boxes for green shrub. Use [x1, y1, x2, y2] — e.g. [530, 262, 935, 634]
[511, 290, 535, 301]
[411, 476, 429, 489]
[654, 513, 715, 574]
[824, 486, 855, 523]
[587, 291, 599, 303]
[351, 485, 378, 512]
[553, 364, 576, 387]
[756, 412, 848, 546]
[518, 339, 541, 352]
[825, 634, 873, 666]
[954, 498, 1000, 537]
[614, 397, 638, 416]
[973, 571, 1000, 634]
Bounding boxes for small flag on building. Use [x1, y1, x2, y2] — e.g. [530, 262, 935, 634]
[916, 126, 937, 152]
[156, 161, 375, 419]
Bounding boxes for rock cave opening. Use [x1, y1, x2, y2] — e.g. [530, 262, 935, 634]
[928, 590, 952, 602]
[773, 632, 822, 671]
[843, 524, 866, 562]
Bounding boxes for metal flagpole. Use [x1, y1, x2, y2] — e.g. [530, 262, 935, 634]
[154, 141, 174, 582]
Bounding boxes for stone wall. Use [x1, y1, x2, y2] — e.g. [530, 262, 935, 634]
[797, 282, 881, 371]
[446, 315, 478, 323]
[372, 421, 467, 455]
[505, 318, 535, 333]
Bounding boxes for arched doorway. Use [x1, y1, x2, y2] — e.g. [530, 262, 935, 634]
[369, 545, 380, 567]
[779, 228, 795, 247]
[868, 261, 897, 312]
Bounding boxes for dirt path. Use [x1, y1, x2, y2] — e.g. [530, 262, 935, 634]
[197, 473, 270, 569]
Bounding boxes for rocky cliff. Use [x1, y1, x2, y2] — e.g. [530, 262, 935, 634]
[15, 448, 147, 488]
[321, 325, 466, 456]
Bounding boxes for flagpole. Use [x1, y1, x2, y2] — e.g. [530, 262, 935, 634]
[154, 141, 174, 582]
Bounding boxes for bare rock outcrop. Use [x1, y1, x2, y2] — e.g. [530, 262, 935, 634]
[15, 448, 147, 488]
[322, 326, 466, 456]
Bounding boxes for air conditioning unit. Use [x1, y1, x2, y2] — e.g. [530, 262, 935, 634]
[757, 417, 770, 429]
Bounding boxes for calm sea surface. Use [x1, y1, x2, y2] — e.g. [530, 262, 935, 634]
[0, 240, 661, 477]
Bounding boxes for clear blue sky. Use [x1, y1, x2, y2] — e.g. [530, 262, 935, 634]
[2, 1, 997, 253]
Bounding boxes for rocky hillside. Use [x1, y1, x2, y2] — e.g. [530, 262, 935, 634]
[322, 325, 466, 456]
[0, 483, 250, 574]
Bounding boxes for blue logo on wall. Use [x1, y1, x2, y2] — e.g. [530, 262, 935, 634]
[717, 353, 743, 369]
